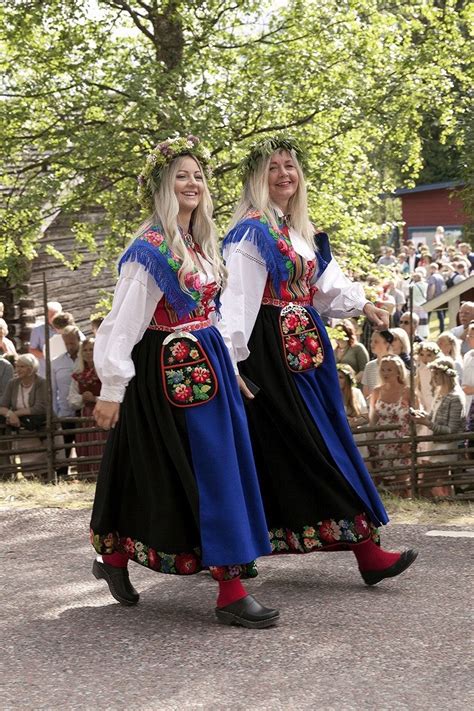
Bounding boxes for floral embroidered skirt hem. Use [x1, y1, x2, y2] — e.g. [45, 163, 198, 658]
[90, 326, 271, 578]
[238, 305, 389, 542]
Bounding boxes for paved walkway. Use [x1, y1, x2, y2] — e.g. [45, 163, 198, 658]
[0, 509, 472, 710]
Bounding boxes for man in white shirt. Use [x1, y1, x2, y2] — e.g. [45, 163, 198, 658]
[51, 326, 81, 475]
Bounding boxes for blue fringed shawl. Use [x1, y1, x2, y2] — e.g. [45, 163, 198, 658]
[222, 215, 333, 295]
[118, 227, 199, 319]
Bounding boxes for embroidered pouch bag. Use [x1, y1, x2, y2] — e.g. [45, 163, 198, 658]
[161, 332, 218, 407]
[279, 303, 324, 372]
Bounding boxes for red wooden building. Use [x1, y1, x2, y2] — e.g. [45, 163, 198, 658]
[394, 180, 467, 247]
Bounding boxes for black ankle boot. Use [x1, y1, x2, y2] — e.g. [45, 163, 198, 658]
[92, 559, 140, 605]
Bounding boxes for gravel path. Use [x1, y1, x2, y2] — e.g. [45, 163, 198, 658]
[0, 509, 472, 710]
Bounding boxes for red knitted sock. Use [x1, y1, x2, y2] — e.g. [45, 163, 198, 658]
[352, 538, 401, 572]
[216, 579, 248, 608]
[102, 551, 129, 568]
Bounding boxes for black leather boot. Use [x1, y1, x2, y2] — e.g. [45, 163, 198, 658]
[92, 559, 140, 605]
[360, 549, 418, 586]
[215, 594, 279, 628]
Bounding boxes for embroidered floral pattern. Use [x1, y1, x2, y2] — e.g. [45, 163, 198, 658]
[280, 304, 324, 372]
[161, 335, 218, 407]
[268, 514, 379, 554]
[139, 227, 202, 304]
[90, 529, 258, 579]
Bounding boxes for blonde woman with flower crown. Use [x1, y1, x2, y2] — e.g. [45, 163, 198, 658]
[220, 135, 417, 587]
[90, 136, 278, 629]
[411, 357, 465, 497]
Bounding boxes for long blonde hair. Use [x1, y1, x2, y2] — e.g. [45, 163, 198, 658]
[132, 155, 226, 293]
[228, 149, 315, 245]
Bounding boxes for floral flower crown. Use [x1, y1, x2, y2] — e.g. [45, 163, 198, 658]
[336, 363, 358, 387]
[427, 360, 457, 378]
[326, 324, 349, 342]
[137, 135, 212, 211]
[414, 341, 440, 355]
[239, 134, 306, 183]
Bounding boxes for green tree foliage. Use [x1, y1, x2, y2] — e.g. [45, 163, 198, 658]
[0, 0, 472, 285]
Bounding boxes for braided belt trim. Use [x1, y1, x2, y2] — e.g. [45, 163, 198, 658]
[148, 318, 211, 333]
[261, 296, 311, 308]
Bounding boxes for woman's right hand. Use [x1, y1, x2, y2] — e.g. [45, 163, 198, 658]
[94, 400, 120, 430]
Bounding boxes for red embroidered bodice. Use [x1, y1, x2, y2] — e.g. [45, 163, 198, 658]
[263, 253, 316, 305]
[150, 282, 219, 327]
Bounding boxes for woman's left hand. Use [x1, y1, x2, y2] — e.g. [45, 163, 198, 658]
[363, 303, 390, 330]
[237, 375, 255, 400]
[82, 391, 95, 403]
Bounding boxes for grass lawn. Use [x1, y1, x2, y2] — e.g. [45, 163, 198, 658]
[0, 480, 472, 525]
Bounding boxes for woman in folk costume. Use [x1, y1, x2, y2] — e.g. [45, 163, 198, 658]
[90, 135, 278, 629]
[220, 136, 417, 585]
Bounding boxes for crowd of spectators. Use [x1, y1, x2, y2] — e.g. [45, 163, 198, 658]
[0, 302, 105, 479]
[333, 231, 474, 497]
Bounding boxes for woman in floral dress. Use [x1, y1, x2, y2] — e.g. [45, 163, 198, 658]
[90, 136, 278, 628]
[68, 338, 107, 476]
[220, 135, 417, 585]
[369, 355, 415, 496]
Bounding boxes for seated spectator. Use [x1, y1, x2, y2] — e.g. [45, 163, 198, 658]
[377, 246, 397, 267]
[0, 357, 14, 400]
[411, 268, 429, 338]
[437, 331, 463, 381]
[399, 312, 423, 344]
[29, 301, 62, 377]
[389, 327, 412, 370]
[362, 330, 393, 398]
[458, 243, 474, 272]
[0, 355, 47, 475]
[333, 319, 369, 383]
[68, 338, 106, 476]
[369, 355, 413, 496]
[336, 364, 368, 459]
[0, 354, 46, 428]
[0, 319, 17, 357]
[451, 301, 474, 355]
[411, 358, 465, 497]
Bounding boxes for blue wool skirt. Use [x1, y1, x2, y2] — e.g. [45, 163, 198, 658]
[90, 325, 271, 575]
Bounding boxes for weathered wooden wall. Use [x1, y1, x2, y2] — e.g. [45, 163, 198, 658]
[0, 207, 118, 350]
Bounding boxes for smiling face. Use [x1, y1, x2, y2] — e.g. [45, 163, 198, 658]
[15, 361, 34, 381]
[173, 156, 204, 216]
[267, 150, 299, 212]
